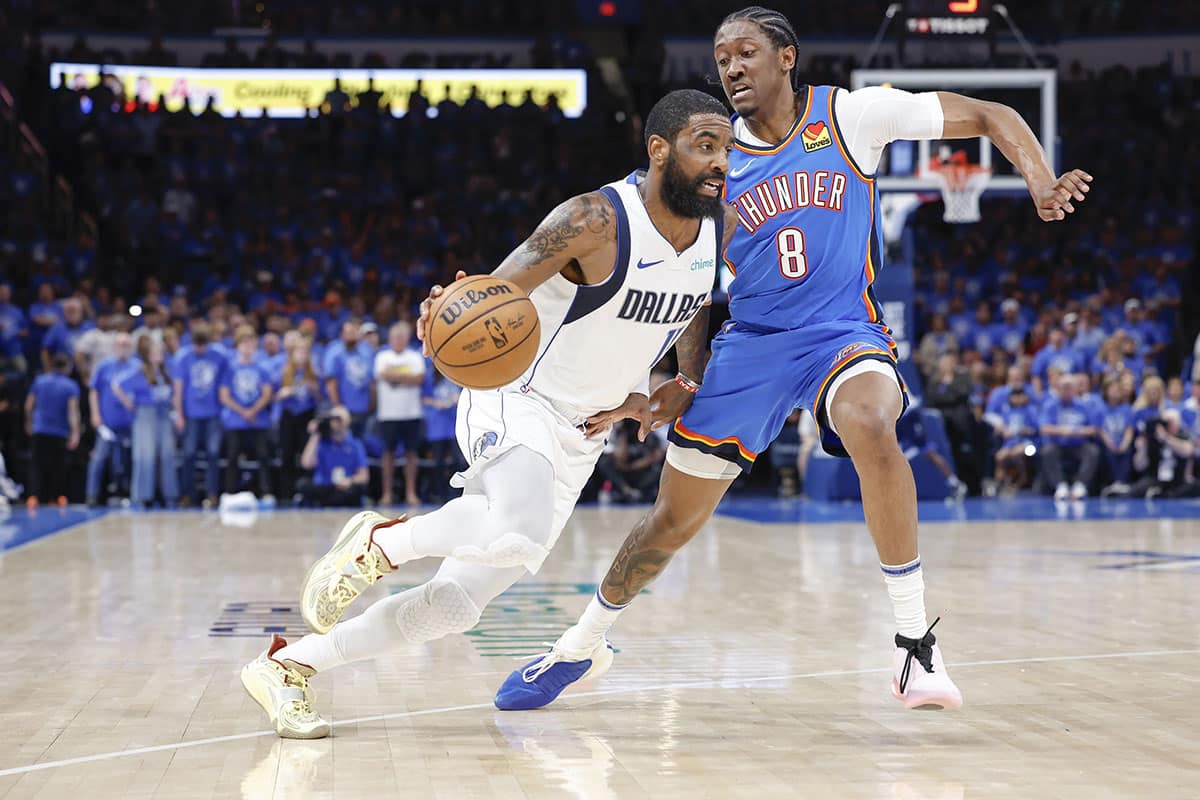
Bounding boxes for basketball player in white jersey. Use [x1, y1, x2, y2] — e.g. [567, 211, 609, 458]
[239, 89, 740, 738]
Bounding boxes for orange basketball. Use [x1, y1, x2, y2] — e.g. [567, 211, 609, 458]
[427, 275, 540, 389]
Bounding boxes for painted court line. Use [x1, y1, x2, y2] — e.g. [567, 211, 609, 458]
[2, 647, 1197, 778]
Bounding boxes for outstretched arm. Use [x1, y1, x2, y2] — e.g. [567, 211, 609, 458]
[937, 92, 1092, 222]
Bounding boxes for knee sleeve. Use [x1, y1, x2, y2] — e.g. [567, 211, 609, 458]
[450, 494, 556, 571]
[394, 577, 483, 644]
[449, 448, 557, 571]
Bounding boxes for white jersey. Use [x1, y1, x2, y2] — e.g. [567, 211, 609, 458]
[508, 170, 723, 421]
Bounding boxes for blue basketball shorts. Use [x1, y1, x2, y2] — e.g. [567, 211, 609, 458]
[668, 319, 908, 472]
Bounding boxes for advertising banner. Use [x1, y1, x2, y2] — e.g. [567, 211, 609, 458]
[49, 63, 588, 118]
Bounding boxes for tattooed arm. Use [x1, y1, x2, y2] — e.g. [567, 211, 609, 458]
[417, 192, 616, 353]
[492, 191, 617, 294]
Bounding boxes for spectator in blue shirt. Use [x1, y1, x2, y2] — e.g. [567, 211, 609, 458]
[261, 331, 287, 382]
[994, 298, 1029, 357]
[962, 302, 998, 357]
[174, 321, 227, 506]
[85, 332, 137, 506]
[0, 282, 29, 371]
[325, 320, 374, 435]
[276, 335, 321, 501]
[1119, 299, 1165, 365]
[983, 365, 1035, 435]
[113, 337, 179, 509]
[1097, 378, 1134, 495]
[41, 297, 94, 372]
[1039, 375, 1100, 500]
[1031, 328, 1083, 391]
[24, 354, 80, 505]
[1131, 375, 1167, 431]
[296, 405, 368, 507]
[993, 387, 1039, 493]
[220, 326, 275, 499]
[315, 291, 350, 343]
[1069, 308, 1107, 365]
[423, 367, 462, 502]
[27, 284, 63, 352]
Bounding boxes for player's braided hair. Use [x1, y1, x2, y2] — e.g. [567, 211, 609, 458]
[717, 6, 803, 94]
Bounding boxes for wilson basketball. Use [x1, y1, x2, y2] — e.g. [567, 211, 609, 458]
[427, 275, 540, 389]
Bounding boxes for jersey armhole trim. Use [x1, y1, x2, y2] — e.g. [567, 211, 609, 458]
[827, 87, 876, 184]
[562, 186, 630, 325]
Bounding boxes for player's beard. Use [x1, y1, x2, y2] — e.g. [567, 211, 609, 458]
[661, 152, 724, 219]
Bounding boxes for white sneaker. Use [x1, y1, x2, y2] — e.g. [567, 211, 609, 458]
[891, 619, 963, 711]
[1053, 482, 1070, 501]
[1070, 481, 1087, 500]
[300, 510, 403, 634]
[240, 635, 330, 739]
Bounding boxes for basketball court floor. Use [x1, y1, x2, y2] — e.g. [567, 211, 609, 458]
[1, 498, 1198, 799]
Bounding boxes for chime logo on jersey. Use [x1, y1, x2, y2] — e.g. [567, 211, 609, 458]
[801, 121, 832, 153]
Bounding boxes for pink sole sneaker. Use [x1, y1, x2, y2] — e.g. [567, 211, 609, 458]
[892, 678, 964, 710]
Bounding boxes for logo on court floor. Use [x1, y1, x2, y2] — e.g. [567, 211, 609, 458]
[472, 431, 499, 458]
[209, 602, 308, 638]
[389, 582, 640, 657]
[801, 121, 832, 153]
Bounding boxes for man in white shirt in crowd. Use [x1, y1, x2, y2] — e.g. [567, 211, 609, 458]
[374, 321, 426, 506]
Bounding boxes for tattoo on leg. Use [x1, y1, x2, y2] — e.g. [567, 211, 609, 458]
[600, 517, 675, 605]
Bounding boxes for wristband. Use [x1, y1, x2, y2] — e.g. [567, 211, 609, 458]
[674, 373, 701, 394]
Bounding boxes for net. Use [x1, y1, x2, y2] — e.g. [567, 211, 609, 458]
[929, 161, 992, 223]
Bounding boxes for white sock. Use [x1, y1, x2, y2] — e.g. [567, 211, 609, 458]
[882, 557, 929, 640]
[555, 590, 629, 656]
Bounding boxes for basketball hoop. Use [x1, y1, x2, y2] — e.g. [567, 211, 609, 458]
[929, 160, 992, 224]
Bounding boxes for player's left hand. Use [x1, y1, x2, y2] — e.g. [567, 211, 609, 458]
[648, 377, 695, 431]
[1032, 169, 1092, 221]
[584, 393, 652, 441]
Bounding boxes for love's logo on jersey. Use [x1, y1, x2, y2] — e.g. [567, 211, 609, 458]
[801, 121, 832, 153]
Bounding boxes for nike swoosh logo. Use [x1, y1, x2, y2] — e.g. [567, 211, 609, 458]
[636, 259, 664, 270]
[729, 163, 751, 178]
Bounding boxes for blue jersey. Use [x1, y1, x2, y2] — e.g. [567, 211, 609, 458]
[724, 85, 886, 332]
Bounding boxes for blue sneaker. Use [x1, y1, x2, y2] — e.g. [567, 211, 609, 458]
[494, 638, 614, 710]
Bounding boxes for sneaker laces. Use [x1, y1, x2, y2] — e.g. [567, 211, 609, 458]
[896, 616, 941, 694]
[517, 644, 564, 683]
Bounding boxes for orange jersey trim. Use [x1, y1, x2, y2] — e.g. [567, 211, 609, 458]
[732, 87, 814, 156]
[861, 182, 879, 322]
[814, 348, 895, 409]
[672, 418, 757, 462]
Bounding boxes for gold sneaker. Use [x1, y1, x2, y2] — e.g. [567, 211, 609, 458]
[240, 635, 330, 739]
[300, 510, 406, 634]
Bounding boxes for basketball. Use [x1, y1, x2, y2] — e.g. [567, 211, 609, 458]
[427, 275, 540, 389]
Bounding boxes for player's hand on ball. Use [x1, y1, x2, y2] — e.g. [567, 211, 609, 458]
[648, 377, 695, 431]
[1033, 169, 1092, 221]
[417, 270, 468, 357]
[584, 393, 653, 441]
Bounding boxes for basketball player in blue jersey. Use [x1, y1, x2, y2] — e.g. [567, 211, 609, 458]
[498, 6, 1092, 712]
[238, 90, 741, 738]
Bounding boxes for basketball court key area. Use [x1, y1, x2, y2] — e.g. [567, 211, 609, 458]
[1, 502, 1198, 799]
